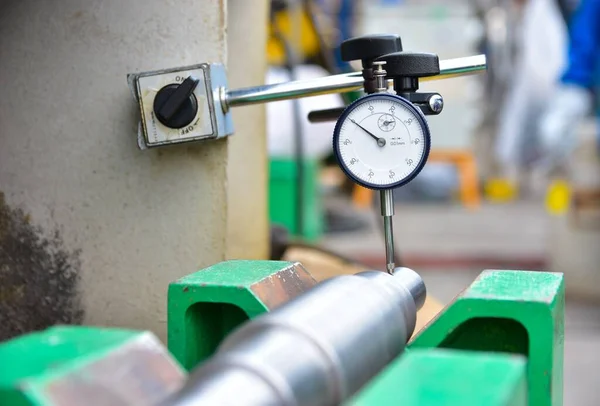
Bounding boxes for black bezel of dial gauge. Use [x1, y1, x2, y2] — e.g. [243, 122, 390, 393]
[332, 92, 432, 191]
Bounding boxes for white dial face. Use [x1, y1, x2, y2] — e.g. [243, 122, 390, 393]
[336, 96, 428, 188]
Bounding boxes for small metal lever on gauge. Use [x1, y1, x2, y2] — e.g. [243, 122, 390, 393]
[307, 92, 444, 123]
[307, 107, 345, 123]
[408, 92, 444, 115]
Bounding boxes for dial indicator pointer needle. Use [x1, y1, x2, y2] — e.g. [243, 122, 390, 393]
[350, 118, 386, 147]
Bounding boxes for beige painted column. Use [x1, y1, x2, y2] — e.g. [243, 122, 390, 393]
[0, 0, 268, 342]
[226, 0, 270, 260]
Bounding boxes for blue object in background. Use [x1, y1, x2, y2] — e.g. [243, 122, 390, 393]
[561, 0, 600, 149]
[335, 0, 355, 72]
[561, 0, 600, 89]
[313, 0, 354, 72]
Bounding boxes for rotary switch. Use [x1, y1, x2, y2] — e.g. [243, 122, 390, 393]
[153, 76, 200, 128]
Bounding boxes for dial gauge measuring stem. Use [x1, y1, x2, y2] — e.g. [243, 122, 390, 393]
[333, 92, 431, 191]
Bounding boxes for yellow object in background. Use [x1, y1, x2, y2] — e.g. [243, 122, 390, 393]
[545, 180, 571, 215]
[267, 8, 321, 65]
[484, 178, 518, 203]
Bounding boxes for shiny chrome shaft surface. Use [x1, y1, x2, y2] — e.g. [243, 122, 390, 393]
[225, 55, 486, 107]
[164, 268, 426, 406]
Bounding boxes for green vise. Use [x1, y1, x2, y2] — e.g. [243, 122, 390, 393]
[167, 260, 317, 370]
[0, 326, 185, 405]
[166, 261, 564, 405]
[349, 348, 529, 406]
[350, 270, 565, 406]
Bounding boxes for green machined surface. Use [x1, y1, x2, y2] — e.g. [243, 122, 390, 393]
[409, 270, 565, 406]
[0, 326, 142, 405]
[348, 349, 528, 406]
[167, 260, 317, 371]
[269, 158, 323, 242]
[342, 89, 363, 104]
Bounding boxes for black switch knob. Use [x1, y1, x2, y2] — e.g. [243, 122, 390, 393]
[376, 51, 440, 95]
[341, 34, 403, 66]
[153, 76, 200, 129]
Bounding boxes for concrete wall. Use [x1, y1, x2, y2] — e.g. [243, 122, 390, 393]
[0, 0, 268, 341]
[226, 0, 270, 260]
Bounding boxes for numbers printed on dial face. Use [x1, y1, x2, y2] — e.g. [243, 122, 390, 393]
[336, 96, 428, 188]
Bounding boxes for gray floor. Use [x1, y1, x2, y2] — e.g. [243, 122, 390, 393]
[320, 197, 600, 405]
[321, 198, 547, 259]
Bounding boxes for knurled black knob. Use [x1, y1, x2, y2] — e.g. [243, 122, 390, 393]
[153, 76, 200, 129]
[341, 34, 403, 66]
[375, 51, 440, 78]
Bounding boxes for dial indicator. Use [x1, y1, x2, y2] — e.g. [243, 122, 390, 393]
[333, 93, 431, 190]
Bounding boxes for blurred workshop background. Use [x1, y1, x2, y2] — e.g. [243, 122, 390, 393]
[266, 0, 600, 404]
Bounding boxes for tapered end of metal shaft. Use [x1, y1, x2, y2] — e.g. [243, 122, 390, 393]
[392, 267, 426, 310]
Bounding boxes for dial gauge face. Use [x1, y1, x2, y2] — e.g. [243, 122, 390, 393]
[333, 93, 431, 190]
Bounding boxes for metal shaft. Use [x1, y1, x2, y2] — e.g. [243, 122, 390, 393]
[225, 54, 486, 108]
[380, 189, 396, 274]
[163, 268, 426, 406]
